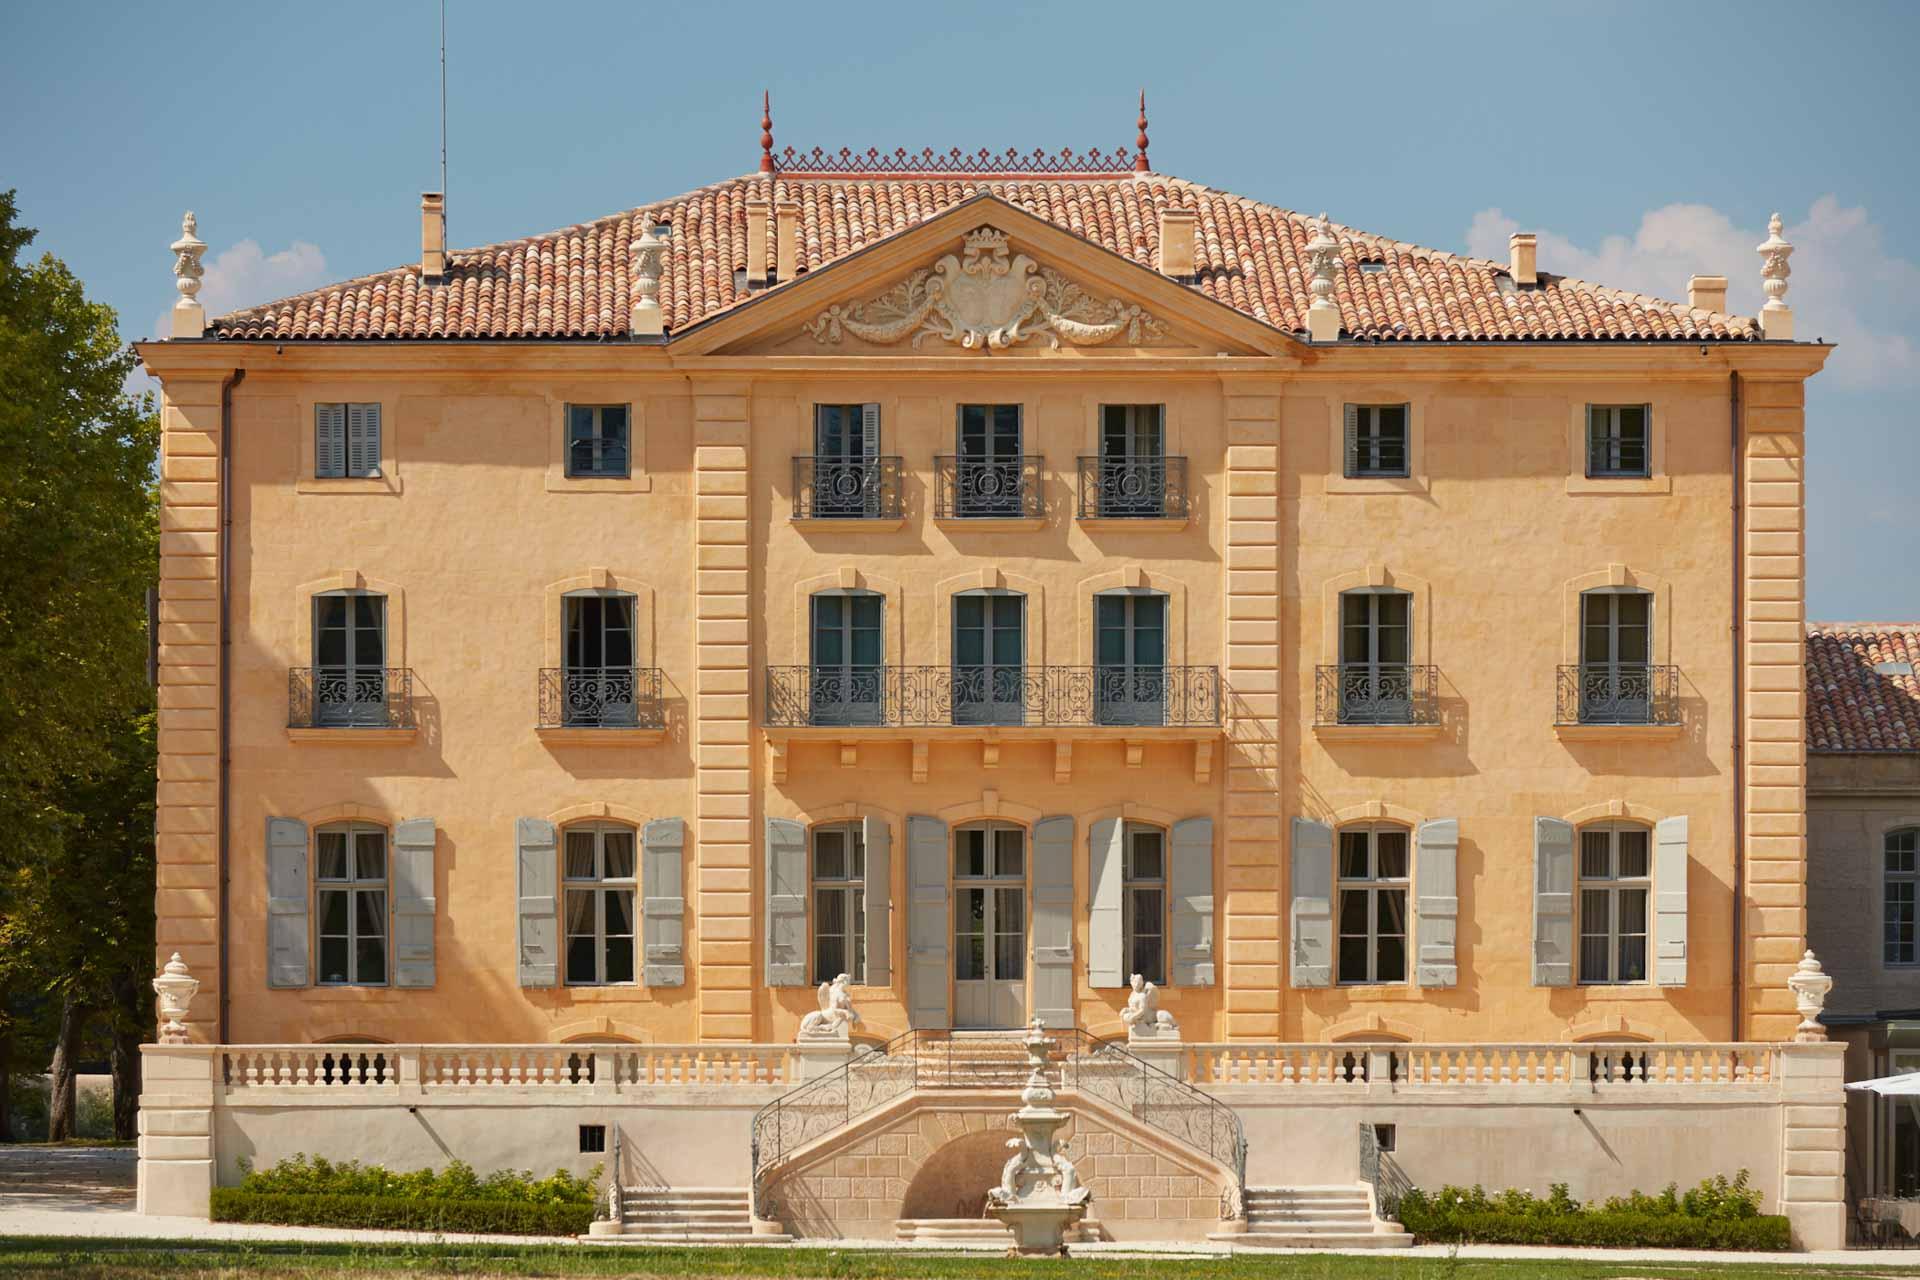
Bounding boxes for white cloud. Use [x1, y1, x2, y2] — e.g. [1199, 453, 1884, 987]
[150, 238, 329, 344]
[1465, 198, 1919, 391]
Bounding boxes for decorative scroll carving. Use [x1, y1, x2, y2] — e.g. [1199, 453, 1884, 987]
[805, 228, 1168, 352]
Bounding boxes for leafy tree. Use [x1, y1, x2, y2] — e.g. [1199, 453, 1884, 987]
[0, 190, 159, 1140]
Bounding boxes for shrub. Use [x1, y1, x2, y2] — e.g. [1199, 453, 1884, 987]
[234, 1154, 597, 1206]
[1397, 1171, 1789, 1251]
[210, 1189, 593, 1237]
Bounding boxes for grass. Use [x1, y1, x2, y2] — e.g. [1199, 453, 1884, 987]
[0, 1239, 1914, 1279]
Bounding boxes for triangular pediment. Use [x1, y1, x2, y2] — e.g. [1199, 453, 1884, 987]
[674, 193, 1291, 359]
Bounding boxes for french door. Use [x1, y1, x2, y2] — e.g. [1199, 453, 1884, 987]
[814, 403, 880, 517]
[953, 822, 1027, 1029]
[955, 404, 1023, 517]
[1097, 404, 1166, 517]
[952, 593, 1026, 726]
[1579, 591, 1652, 723]
[811, 592, 884, 725]
[1095, 593, 1167, 726]
[563, 594, 637, 726]
[1338, 590, 1413, 724]
[313, 593, 387, 726]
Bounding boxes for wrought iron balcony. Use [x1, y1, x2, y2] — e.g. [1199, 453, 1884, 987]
[1315, 664, 1439, 726]
[1077, 455, 1188, 519]
[764, 664, 1221, 729]
[933, 455, 1044, 519]
[289, 667, 415, 730]
[1556, 663, 1680, 726]
[539, 666, 666, 729]
[791, 455, 904, 520]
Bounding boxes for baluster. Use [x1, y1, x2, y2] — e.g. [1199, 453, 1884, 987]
[1497, 1050, 1513, 1085]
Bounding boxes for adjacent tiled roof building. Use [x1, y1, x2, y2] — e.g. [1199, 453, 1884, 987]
[1807, 624, 1920, 752]
[208, 169, 1760, 344]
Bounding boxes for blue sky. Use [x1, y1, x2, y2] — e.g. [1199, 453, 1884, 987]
[5, 1, 1916, 619]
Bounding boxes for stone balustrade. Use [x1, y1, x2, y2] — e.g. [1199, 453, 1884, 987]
[216, 1042, 801, 1095]
[1182, 1041, 1783, 1089]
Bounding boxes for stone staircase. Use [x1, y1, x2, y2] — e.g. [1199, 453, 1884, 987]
[1213, 1186, 1412, 1250]
[609, 1187, 791, 1243]
[916, 1031, 1051, 1089]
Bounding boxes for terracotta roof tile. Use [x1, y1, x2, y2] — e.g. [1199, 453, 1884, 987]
[208, 171, 1762, 343]
[1808, 624, 1920, 752]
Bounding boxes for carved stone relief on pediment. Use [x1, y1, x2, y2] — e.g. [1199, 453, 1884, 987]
[802, 227, 1170, 352]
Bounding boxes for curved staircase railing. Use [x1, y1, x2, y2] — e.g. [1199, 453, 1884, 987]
[749, 1027, 1247, 1222]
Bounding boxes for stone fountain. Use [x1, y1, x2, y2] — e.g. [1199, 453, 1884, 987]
[986, 1019, 1092, 1256]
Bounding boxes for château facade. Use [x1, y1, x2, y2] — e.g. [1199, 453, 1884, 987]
[135, 120, 1847, 1247]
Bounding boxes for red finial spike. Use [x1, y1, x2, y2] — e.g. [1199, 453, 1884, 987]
[759, 91, 774, 173]
[1134, 90, 1150, 172]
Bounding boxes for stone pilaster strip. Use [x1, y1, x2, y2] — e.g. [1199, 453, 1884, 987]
[1775, 1043, 1846, 1249]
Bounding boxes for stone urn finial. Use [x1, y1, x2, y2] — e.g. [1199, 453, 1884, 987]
[169, 211, 208, 338]
[152, 953, 200, 1045]
[1787, 949, 1833, 1042]
[629, 221, 667, 336]
[1304, 214, 1341, 342]
[1757, 211, 1794, 339]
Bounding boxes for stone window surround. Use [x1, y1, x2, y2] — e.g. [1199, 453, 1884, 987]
[295, 571, 407, 669]
[1561, 566, 1672, 667]
[546, 394, 650, 493]
[548, 802, 657, 1004]
[543, 570, 657, 671]
[1566, 396, 1671, 496]
[295, 395, 401, 495]
[1574, 819, 1655, 988]
[1325, 391, 1426, 496]
[312, 819, 392, 989]
[1334, 821, 1412, 988]
[1319, 566, 1431, 669]
[809, 819, 868, 986]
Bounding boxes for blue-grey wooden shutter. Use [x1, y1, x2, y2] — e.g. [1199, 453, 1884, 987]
[862, 814, 891, 987]
[516, 817, 559, 987]
[315, 404, 347, 478]
[1030, 816, 1075, 1029]
[1654, 815, 1689, 987]
[861, 403, 882, 515]
[1290, 817, 1333, 987]
[1170, 817, 1215, 986]
[1414, 818, 1458, 988]
[1342, 404, 1360, 477]
[642, 818, 686, 986]
[346, 403, 380, 477]
[765, 817, 807, 986]
[391, 818, 436, 988]
[1086, 817, 1125, 988]
[266, 818, 310, 988]
[906, 816, 950, 1028]
[1533, 817, 1575, 987]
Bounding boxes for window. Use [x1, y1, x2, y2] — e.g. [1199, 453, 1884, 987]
[1343, 405, 1409, 479]
[1888, 828, 1919, 966]
[809, 591, 884, 726]
[812, 823, 867, 983]
[562, 592, 638, 726]
[1577, 589, 1653, 723]
[316, 823, 388, 985]
[953, 822, 1026, 987]
[1578, 824, 1650, 984]
[810, 404, 883, 517]
[566, 405, 631, 478]
[1337, 825, 1408, 985]
[1095, 592, 1168, 726]
[563, 823, 637, 985]
[1337, 589, 1413, 724]
[1586, 405, 1650, 478]
[316, 403, 381, 479]
[953, 591, 1026, 726]
[579, 1124, 607, 1154]
[952, 404, 1024, 517]
[1123, 824, 1167, 986]
[1092, 405, 1168, 518]
[312, 592, 388, 727]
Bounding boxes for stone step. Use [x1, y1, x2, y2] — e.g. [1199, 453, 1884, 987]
[895, 1217, 1101, 1243]
[1247, 1217, 1381, 1233]
[621, 1210, 753, 1224]
[1219, 1230, 1414, 1250]
[603, 1230, 793, 1244]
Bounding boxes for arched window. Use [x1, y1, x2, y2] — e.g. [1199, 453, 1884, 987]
[1578, 823, 1651, 984]
[1888, 828, 1919, 966]
[310, 590, 388, 726]
[315, 821, 389, 986]
[952, 590, 1027, 726]
[563, 822, 637, 986]
[1337, 588, 1414, 724]
[809, 590, 883, 726]
[811, 821, 867, 983]
[1122, 822, 1168, 986]
[1336, 824, 1409, 985]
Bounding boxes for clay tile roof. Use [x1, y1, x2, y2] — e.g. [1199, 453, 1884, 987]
[207, 169, 1763, 343]
[1807, 624, 1920, 752]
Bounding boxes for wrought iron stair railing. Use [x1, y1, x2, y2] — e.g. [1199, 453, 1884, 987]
[748, 1027, 1247, 1222]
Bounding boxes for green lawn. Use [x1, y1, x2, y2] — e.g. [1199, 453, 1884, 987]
[0, 1239, 1914, 1280]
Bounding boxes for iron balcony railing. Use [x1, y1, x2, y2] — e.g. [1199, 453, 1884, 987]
[1556, 663, 1680, 726]
[934, 454, 1044, 519]
[1314, 664, 1440, 726]
[1076, 455, 1188, 519]
[764, 664, 1222, 729]
[289, 667, 415, 730]
[749, 1026, 1245, 1223]
[538, 666, 666, 729]
[791, 455, 905, 520]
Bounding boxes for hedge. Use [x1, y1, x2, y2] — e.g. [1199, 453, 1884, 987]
[210, 1188, 594, 1237]
[233, 1153, 597, 1206]
[1395, 1171, 1791, 1252]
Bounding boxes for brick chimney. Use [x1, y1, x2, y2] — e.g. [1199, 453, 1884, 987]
[421, 193, 446, 279]
[1688, 274, 1728, 313]
[1509, 232, 1537, 287]
[775, 198, 801, 284]
[745, 198, 770, 290]
[1158, 206, 1196, 279]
